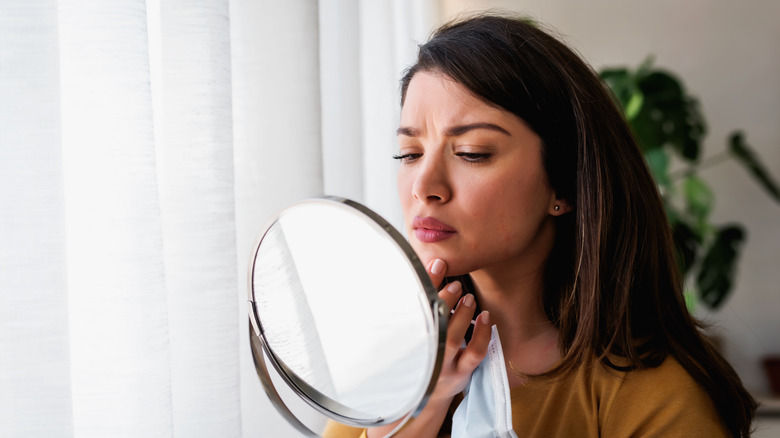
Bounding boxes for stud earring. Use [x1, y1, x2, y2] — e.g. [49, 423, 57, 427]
[554, 205, 561, 211]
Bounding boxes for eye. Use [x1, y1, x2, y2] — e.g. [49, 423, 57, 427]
[455, 152, 491, 163]
[392, 153, 422, 164]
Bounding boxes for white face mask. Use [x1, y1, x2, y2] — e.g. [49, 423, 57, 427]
[451, 325, 518, 438]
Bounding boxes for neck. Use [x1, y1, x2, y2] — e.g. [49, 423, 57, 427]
[469, 249, 561, 382]
[470, 261, 551, 343]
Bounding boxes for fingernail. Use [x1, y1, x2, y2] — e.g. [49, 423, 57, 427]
[446, 281, 461, 294]
[478, 310, 490, 325]
[462, 294, 474, 308]
[431, 259, 445, 275]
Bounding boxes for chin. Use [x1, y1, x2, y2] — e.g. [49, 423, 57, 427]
[411, 243, 474, 277]
[441, 264, 472, 277]
[409, 242, 432, 265]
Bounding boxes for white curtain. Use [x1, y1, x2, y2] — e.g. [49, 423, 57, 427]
[0, 0, 437, 436]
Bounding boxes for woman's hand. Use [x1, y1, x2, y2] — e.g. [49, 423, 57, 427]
[367, 258, 492, 438]
[425, 258, 493, 402]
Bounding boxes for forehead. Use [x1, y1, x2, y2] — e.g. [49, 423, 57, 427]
[401, 72, 512, 126]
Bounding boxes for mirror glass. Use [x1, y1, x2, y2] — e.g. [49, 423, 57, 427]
[248, 197, 444, 434]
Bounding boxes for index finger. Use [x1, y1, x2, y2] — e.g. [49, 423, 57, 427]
[426, 258, 447, 289]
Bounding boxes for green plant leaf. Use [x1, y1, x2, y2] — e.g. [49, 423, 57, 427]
[639, 71, 684, 102]
[672, 219, 702, 276]
[682, 97, 706, 161]
[684, 289, 698, 314]
[633, 71, 706, 161]
[600, 68, 641, 116]
[644, 148, 671, 187]
[729, 131, 780, 203]
[696, 225, 745, 309]
[624, 92, 644, 120]
[682, 175, 714, 224]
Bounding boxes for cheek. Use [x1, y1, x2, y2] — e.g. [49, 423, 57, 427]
[494, 212, 520, 250]
[466, 176, 517, 221]
[463, 188, 515, 248]
[470, 176, 549, 242]
[397, 173, 413, 212]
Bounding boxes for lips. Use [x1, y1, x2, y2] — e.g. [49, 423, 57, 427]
[412, 216, 456, 243]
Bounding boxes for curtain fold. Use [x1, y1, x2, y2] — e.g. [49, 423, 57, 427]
[229, 0, 324, 436]
[154, 0, 240, 435]
[0, 1, 73, 436]
[58, 0, 172, 435]
[319, 0, 364, 203]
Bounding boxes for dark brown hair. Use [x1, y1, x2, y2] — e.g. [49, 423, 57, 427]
[401, 13, 756, 437]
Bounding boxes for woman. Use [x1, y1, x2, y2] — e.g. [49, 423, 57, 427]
[328, 12, 756, 437]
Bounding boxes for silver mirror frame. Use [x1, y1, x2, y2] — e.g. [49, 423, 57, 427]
[247, 196, 447, 436]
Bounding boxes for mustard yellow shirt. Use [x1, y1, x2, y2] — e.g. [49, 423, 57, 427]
[323, 356, 727, 437]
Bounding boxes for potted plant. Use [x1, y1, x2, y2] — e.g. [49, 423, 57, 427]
[599, 59, 780, 395]
[599, 58, 780, 312]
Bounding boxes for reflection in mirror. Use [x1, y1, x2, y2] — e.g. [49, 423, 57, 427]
[248, 197, 444, 435]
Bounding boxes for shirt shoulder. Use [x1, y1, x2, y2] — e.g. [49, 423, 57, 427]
[602, 356, 728, 437]
[510, 355, 728, 437]
[321, 421, 367, 438]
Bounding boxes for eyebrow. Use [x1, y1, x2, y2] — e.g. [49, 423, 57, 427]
[396, 123, 511, 137]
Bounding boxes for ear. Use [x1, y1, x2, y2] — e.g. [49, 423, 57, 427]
[549, 197, 573, 216]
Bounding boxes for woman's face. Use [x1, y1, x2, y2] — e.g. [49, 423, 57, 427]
[397, 72, 561, 278]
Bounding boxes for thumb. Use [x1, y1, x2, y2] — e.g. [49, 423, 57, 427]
[426, 258, 448, 289]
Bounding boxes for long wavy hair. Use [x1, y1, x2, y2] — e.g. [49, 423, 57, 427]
[400, 13, 757, 437]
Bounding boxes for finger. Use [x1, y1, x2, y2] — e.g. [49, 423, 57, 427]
[456, 310, 492, 374]
[437, 280, 462, 311]
[446, 294, 478, 351]
[426, 258, 447, 290]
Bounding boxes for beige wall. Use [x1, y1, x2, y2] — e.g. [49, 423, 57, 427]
[440, 0, 780, 396]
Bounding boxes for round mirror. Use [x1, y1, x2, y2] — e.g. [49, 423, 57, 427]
[247, 197, 446, 436]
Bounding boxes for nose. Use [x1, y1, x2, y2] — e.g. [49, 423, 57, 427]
[411, 157, 451, 204]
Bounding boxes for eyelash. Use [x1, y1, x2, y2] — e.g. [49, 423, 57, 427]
[455, 152, 491, 163]
[392, 152, 492, 164]
[392, 153, 421, 163]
